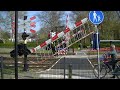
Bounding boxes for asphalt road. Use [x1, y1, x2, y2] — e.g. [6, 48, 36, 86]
[52, 58, 93, 70]
[38, 51, 114, 79]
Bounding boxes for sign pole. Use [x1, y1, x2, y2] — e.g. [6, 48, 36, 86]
[95, 25, 100, 79]
[89, 11, 104, 79]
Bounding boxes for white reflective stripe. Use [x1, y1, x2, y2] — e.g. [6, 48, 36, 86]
[57, 31, 64, 38]
[30, 49, 34, 53]
[35, 45, 41, 50]
[62, 41, 66, 44]
[81, 18, 88, 25]
[73, 24, 77, 29]
[73, 34, 76, 37]
[24, 40, 27, 44]
[69, 24, 76, 30]
[46, 39, 51, 45]
[78, 30, 81, 34]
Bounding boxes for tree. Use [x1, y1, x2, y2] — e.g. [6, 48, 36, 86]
[101, 11, 120, 40]
[0, 11, 27, 41]
[0, 29, 10, 43]
[72, 11, 89, 22]
[37, 11, 64, 33]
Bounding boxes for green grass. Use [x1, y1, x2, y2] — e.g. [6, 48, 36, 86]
[0, 66, 24, 75]
[0, 47, 53, 54]
[0, 48, 13, 54]
[0, 67, 39, 79]
[0, 42, 37, 48]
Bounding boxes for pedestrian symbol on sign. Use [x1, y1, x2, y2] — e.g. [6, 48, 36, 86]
[89, 11, 104, 25]
[93, 11, 97, 22]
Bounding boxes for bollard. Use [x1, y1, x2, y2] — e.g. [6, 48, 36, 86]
[23, 44, 29, 71]
[0, 56, 4, 79]
[68, 64, 72, 79]
[72, 48, 75, 55]
[64, 57, 66, 79]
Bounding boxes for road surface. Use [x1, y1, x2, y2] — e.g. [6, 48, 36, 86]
[37, 51, 96, 79]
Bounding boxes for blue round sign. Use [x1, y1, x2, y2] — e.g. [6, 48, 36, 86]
[89, 11, 104, 25]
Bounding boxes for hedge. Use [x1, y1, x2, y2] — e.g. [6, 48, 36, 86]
[0, 42, 37, 48]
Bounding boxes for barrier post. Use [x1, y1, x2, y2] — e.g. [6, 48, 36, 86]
[68, 64, 72, 79]
[0, 56, 4, 79]
[64, 57, 66, 79]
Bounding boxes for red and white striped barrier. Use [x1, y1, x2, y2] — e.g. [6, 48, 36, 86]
[58, 49, 67, 55]
[56, 30, 84, 47]
[30, 18, 88, 53]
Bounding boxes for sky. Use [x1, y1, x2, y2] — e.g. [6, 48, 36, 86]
[0, 11, 75, 34]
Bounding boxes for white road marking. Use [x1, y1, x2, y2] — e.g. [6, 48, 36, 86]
[39, 74, 92, 79]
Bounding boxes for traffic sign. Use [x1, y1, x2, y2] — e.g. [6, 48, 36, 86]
[89, 11, 104, 25]
[18, 16, 36, 30]
[30, 16, 36, 20]
[30, 29, 36, 33]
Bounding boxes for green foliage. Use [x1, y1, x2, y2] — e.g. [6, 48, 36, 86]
[100, 11, 120, 40]
[0, 42, 14, 48]
[70, 42, 79, 48]
[3, 31, 10, 40]
[100, 42, 120, 48]
[72, 11, 120, 48]
[0, 31, 10, 42]
[0, 41, 39, 48]
[27, 42, 38, 47]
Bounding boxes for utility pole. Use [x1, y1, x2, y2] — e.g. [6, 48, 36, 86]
[15, 11, 18, 79]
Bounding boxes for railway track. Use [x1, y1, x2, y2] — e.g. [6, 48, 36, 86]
[1, 56, 59, 70]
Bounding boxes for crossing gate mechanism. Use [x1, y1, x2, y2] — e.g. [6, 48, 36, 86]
[30, 17, 95, 58]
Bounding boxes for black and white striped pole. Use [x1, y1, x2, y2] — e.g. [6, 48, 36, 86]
[19, 15, 35, 71]
[22, 16, 29, 71]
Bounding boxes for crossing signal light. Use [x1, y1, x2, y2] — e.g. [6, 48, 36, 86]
[22, 32, 29, 40]
[24, 16, 27, 20]
[10, 43, 31, 58]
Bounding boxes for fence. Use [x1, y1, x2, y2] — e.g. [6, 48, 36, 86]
[38, 55, 95, 79]
[0, 18, 97, 79]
